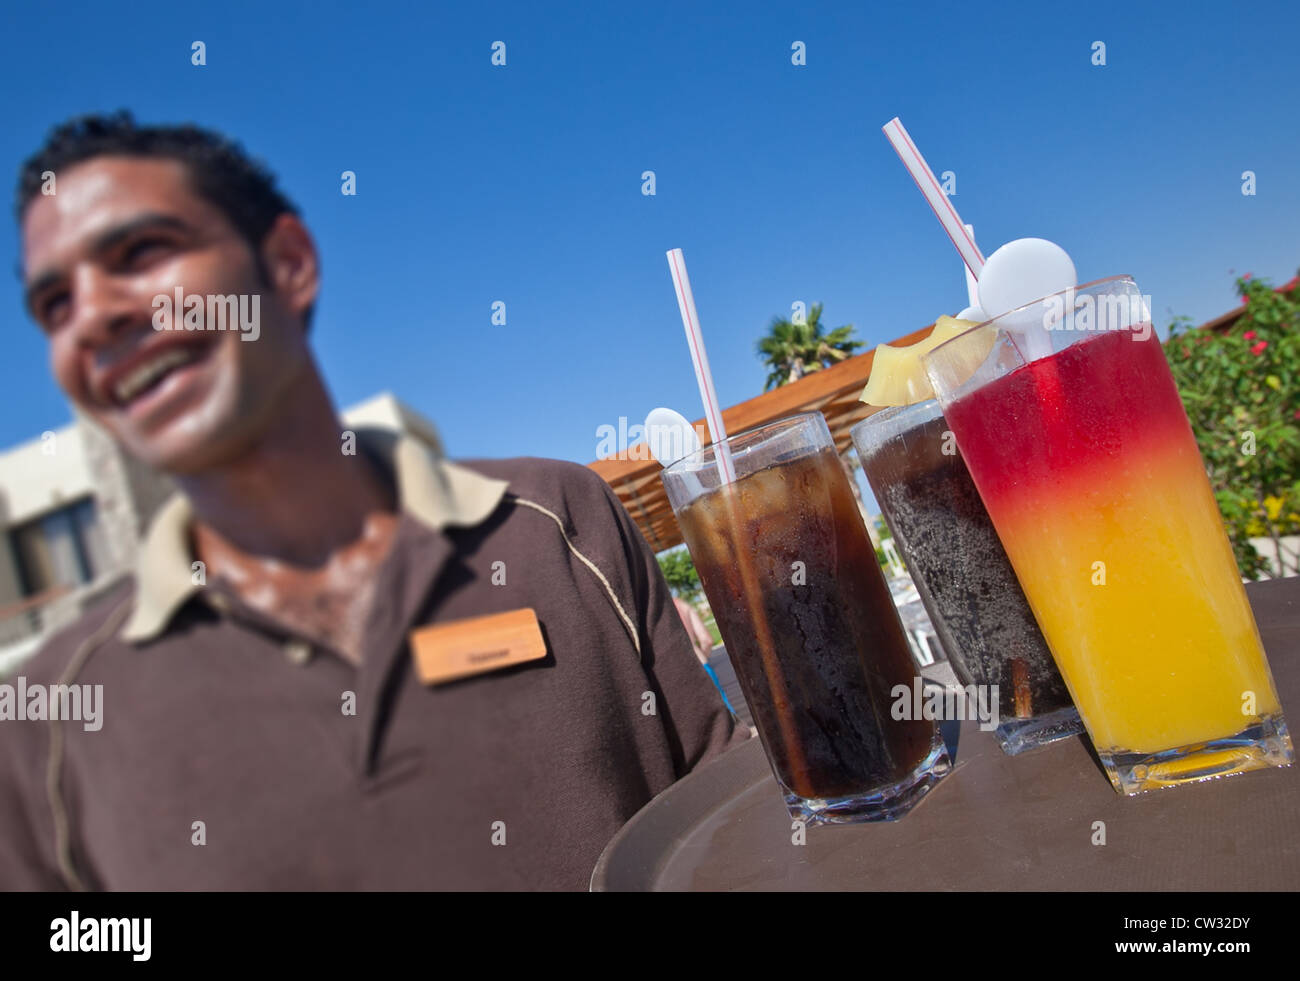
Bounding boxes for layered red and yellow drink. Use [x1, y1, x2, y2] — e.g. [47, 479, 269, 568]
[925, 277, 1293, 793]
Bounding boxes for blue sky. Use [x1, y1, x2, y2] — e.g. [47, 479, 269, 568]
[3, 0, 1298, 472]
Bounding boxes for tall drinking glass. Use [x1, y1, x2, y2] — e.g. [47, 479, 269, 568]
[662, 412, 950, 824]
[924, 276, 1293, 794]
[851, 400, 1082, 755]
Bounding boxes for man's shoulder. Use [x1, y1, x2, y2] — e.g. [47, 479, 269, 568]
[456, 457, 622, 521]
[450, 456, 647, 579]
[11, 576, 136, 686]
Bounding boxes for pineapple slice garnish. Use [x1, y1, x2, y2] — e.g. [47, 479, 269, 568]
[859, 316, 980, 407]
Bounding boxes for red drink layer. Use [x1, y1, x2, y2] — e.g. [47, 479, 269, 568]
[945, 328, 1191, 511]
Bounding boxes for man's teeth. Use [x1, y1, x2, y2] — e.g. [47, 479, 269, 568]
[113, 348, 201, 403]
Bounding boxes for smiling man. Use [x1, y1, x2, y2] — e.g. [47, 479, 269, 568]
[0, 112, 746, 891]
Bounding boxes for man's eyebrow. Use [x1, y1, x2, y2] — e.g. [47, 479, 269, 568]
[21, 212, 194, 310]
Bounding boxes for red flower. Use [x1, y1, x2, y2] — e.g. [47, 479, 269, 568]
[1243, 330, 1257, 340]
[1250, 341, 1268, 355]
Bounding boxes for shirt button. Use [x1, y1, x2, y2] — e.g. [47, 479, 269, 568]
[284, 640, 314, 666]
[207, 592, 230, 614]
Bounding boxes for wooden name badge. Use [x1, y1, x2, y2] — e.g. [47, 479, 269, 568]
[409, 608, 547, 685]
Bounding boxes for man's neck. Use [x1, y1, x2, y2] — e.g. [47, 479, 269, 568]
[181, 374, 397, 570]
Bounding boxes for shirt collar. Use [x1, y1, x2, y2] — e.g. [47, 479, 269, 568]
[119, 426, 508, 644]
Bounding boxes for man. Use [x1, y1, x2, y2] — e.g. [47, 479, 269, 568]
[672, 595, 743, 723]
[1, 112, 746, 890]
[672, 595, 715, 667]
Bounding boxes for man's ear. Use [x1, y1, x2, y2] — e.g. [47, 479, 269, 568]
[259, 213, 319, 332]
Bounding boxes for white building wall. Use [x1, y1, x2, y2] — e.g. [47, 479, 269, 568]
[0, 424, 93, 525]
[0, 423, 94, 608]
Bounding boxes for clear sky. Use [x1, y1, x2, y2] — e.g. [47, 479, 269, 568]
[3, 0, 1298, 472]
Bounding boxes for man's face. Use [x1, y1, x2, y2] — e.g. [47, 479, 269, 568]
[21, 156, 311, 474]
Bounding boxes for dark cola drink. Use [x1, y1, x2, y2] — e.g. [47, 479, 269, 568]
[852, 400, 1081, 754]
[664, 413, 949, 824]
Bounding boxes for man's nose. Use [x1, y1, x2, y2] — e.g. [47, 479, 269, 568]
[67, 264, 147, 348]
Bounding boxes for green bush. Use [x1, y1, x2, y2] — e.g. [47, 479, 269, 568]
[657, 548, 701, 600]
[1164, 273, 1300, 578]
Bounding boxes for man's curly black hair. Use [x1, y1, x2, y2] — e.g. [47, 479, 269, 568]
[16, 110, 313, 328]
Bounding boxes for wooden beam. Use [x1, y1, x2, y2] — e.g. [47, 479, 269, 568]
[587, 322, 939, 552]
[590, 322, 935, 484]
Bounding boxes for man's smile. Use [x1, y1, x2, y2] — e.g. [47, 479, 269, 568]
[92, 333, 220, 420]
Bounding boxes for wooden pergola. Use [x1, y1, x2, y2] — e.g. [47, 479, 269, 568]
[587, 322, 937, 552]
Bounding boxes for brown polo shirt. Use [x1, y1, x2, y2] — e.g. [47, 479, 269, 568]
[0, 426, 748, 891]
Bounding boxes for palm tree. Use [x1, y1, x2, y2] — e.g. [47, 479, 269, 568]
[756, 302, 863, 391]
[756, 303, 870, 514]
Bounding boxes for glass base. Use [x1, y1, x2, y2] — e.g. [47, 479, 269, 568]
[784, 732, 951, 826]
[995, 705, 1085, 756]
[1098, 713, 1294, 796]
